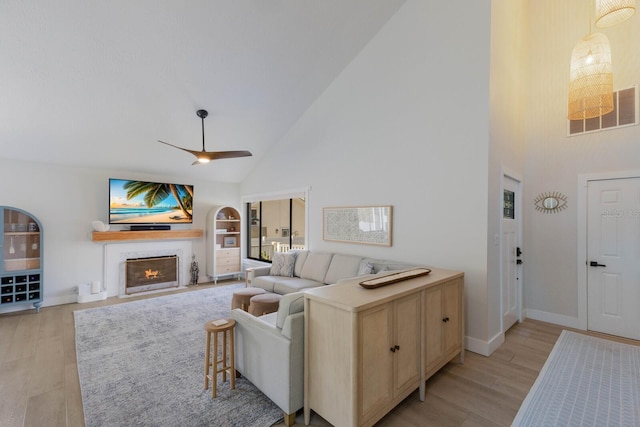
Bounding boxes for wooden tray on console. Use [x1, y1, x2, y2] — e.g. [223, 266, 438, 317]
[359, 267, 431, 289]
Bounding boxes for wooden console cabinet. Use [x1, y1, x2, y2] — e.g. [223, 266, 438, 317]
[304, 268, 464, 427]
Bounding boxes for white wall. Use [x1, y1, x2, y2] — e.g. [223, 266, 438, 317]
[524, 1, 640, 326]
[241, 0, 493, 347]
[487, 0, 528, 349]
[0, 158, 239, 313]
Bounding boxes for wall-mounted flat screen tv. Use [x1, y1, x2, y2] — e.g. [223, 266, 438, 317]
[109, 178, 194, 224]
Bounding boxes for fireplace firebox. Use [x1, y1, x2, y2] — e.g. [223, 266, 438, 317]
[125, 255, 179, 294]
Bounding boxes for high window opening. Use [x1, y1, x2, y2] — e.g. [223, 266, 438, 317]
[246, 197, 306, 262]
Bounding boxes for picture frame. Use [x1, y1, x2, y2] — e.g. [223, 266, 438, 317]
[223, 236, 237, 247]
[323, 205, 392, 246]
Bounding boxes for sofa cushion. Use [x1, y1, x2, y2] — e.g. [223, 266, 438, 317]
[324, 254, 364, 284]
[252, 275, 280, 292]
[276, 292, 305, 329]
[274, 277, 323, 294]
[269, 252, 296, 277]
[291, 250, 309, 277]
[300, 252, 333, 283]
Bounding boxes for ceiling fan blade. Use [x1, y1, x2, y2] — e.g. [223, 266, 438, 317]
[157, 140, 202, 157]
[208, 150, 253, 160]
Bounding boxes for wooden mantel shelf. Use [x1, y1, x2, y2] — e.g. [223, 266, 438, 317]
[92, 229, 204, 242]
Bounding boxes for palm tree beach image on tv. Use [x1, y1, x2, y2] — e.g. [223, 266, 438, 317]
[109, 178, 194, 224]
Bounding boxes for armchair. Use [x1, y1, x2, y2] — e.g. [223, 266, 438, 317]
[230, 291, 305, 426]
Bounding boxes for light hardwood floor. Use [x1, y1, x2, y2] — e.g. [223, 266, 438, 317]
[1, 282, 638, 427]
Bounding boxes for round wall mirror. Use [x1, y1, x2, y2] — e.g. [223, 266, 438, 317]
[542, 197, 559, 209]
[534, 192, 567, 213]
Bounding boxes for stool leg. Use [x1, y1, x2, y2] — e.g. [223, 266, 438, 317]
[204, 331, 211, 390]
[222, 330, 227, 382]
[212, 330, 218, 398]
[229, 328, 235, 390]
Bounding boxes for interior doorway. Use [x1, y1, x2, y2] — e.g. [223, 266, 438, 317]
[501, 173, 523, 332]
[586, 177, 640, 340]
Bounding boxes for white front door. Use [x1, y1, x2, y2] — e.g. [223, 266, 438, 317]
[587, 177, 640, 340]
[502, 175, 522, 331]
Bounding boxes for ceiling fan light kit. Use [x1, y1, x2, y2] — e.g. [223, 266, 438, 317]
[158, 109, 252, 165]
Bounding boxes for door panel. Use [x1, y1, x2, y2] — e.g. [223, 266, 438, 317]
[587, 178, 640, 340]
[502, 176, 521, 331]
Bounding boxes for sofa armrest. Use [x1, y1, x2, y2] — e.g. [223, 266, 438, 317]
[230, 308, 304, 415]
[245, 266, 272, 286]
[230, 308, 284, 339]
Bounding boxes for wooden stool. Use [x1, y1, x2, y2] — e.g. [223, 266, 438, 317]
[248, 293, 282, 316]
[204, 318, 236, 398]
[231, 287, 266, 311]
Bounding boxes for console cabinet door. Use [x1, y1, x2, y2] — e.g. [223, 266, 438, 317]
[424, 285, 444, 374]
[359, 292, 421, 424]
[442, 278, 463, 356]
[424, 278, 463, 376]
[394, 292, 421, 394]
[360, 304, 393, 421]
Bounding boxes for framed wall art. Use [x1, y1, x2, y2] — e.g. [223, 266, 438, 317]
[223, 236, 237, 247]
[323, 205, 392, 246]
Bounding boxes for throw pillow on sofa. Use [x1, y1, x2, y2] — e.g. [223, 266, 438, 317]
[270, 252, 297, 277]
[358, 261, 374, 275]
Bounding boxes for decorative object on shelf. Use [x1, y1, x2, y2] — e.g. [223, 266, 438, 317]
[595, 0, 636, 28]
[323, 205, 392, 246]
[190, 254, 199, 286]
[158, 109, 252, 165]
[91, 220, 110, 232]
[534, 192, 568, 214]
[223, 236, 237, 247]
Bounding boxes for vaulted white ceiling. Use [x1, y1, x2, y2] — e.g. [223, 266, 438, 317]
[0, 0, 405, 182]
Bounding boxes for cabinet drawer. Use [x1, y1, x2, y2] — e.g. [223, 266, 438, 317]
[216, 264, 240, 274]
[217, 248, 240, 259]
[216, 256, 239, 266]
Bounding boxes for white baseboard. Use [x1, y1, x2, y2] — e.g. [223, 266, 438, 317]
[465, 331, 505, 357]
[524, 308, 582, 330]
[0, 294, 77, 314]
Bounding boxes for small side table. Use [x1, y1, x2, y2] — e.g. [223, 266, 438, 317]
[204, 318, 236, 398]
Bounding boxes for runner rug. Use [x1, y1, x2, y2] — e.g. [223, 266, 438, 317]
[512, 330, 640, 426]
[74, 284, 283, 427]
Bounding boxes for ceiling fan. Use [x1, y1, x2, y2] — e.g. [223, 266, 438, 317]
[158, 109, 252, 165]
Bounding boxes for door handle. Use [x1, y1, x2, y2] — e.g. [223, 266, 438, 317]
[516, 259, 523, 265]
[589, 261, 606, 267]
